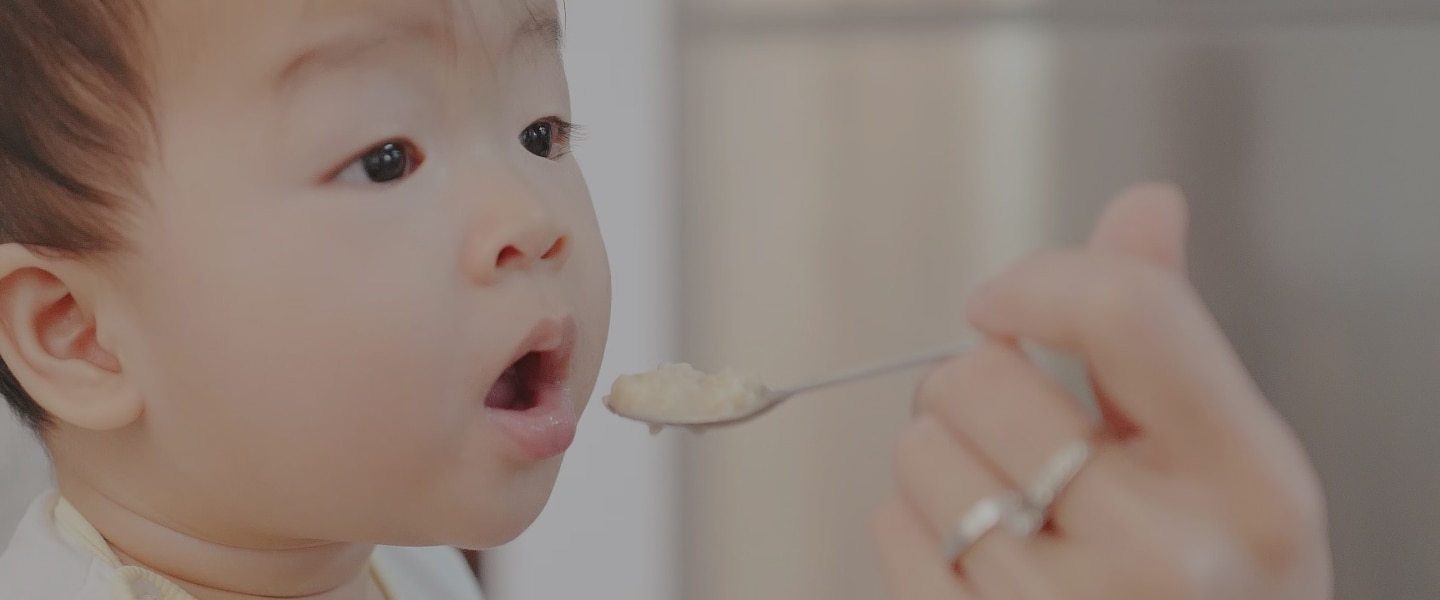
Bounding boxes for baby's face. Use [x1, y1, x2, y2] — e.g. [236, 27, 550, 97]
[92, 0, 609, 548]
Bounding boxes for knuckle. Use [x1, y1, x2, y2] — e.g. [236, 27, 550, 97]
[1121, 512, 1316, 598]
[1085, 482, 1327, 599]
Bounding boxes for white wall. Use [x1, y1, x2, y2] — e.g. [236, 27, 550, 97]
[482, 1, 680, 599]
[0, 410, 51, 542]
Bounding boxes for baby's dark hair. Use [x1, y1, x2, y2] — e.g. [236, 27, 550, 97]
[0, 0, 153, 432]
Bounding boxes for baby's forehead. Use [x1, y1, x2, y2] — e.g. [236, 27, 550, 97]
[147, 0, 560, 73]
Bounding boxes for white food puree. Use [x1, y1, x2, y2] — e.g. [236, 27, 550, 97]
[605, 363, 766, 430]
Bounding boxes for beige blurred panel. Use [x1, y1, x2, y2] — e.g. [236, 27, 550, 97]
[683, 0, 832, 20]
[683, 0, 1440, 26]
[683, 0, 1037, 22]
[678, 29, 1056, 600]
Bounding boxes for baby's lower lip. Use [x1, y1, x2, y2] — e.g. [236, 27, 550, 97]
[484, 383, 577, 461]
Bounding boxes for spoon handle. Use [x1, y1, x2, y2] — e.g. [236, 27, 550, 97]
[770, 339, 977, 400]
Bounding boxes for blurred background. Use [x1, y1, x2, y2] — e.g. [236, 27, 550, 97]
[6, 1, 1440, 599]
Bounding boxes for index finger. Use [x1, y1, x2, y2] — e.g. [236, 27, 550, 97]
[965, 250, 1309, 483]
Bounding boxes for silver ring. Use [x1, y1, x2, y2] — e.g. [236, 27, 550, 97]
[940, 491, 1040, 565]
[1024, 440, 1093, 515]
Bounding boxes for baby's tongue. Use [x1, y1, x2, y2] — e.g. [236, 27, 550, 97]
[485, 366, 521, 409]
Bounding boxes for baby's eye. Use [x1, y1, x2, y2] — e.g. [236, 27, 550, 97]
[519, 117, 576, 160]
[334, 139, 424, 184]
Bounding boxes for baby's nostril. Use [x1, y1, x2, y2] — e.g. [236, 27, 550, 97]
[541, 236, 567, 261]
[496, 245, 523, 268]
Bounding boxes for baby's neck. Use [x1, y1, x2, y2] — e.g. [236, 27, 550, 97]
[57, 474, 380, 600]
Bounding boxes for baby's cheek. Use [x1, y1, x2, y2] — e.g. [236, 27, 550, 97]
[565, 234, 613, 400]
[148, 285, 449, 465]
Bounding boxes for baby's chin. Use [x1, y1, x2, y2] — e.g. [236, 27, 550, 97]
[420, 459, 565, 550]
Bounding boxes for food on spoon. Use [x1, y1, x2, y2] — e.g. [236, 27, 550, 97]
[605, 363, 766, 432]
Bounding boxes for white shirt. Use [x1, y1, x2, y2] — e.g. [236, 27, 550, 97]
[0, 493, 484, 600]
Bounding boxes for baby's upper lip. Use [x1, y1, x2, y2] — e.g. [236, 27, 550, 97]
[507, 314, 577, 381]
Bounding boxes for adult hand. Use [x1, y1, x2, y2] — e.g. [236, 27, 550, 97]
[871, 184, 1333, 599]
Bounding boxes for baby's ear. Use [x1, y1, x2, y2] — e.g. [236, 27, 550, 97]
[0, 245, 140, 431]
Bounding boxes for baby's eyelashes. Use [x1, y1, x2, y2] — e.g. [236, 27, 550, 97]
[520, 117, 578, 160]
[333, 139, 425, 185]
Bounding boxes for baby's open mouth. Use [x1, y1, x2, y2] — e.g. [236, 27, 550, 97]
[481, 316, 580, 459]
[483, 317, 575, 413]
[486, 351, 549, 411]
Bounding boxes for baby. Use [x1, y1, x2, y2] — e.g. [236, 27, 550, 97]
[0, 0, 610, 598]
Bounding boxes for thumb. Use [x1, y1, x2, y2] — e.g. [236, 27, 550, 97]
[1087, 183, 1189, 275]
[1083, 184, 1191, 440]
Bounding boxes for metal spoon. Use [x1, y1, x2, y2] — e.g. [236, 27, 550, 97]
[608, 340, 976, 430]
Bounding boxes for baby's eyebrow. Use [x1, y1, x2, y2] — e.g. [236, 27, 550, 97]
[516, 16, 564, 54]
[273, 16, 562, 92]
[273, 19, 444, 92]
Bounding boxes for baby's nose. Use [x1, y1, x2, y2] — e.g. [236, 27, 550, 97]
[464, 211, 571, 284]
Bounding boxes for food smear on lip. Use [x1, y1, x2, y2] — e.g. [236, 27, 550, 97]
[604, 363, 767, 433]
